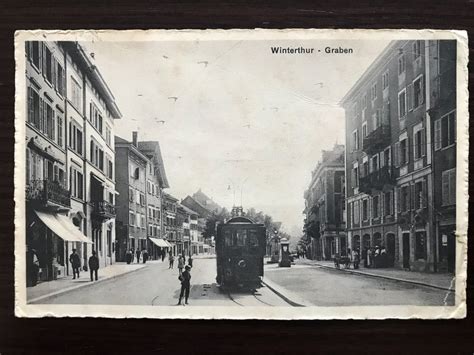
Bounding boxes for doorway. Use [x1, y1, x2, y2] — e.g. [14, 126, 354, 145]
[386, 233, 396, 267]
[402, 232, 410, 269]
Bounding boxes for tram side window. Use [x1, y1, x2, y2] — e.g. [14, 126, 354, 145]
[224, 230, 233, 247]
[248, 230, 259, 248]
[235, 229, 247, 246]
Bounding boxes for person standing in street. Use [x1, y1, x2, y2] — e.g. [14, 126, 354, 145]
[136, 249, 141, 264]
[177, 254, 185, 276]
[69, 248, 81, 279]
[161, 250, 165, 262]
[188, 254, 193, 268]
[177, 265, 191, 305]
[88, 251, 99, 281]
[169, 254, 175, 269]
[143, 249, 148, 264]
[126, 249, 132, 264]
[131, 248, 135, 263]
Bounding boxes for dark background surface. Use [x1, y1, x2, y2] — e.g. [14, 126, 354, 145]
[0, 0, 473, 353]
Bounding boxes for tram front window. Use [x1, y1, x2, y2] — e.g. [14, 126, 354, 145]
[249, 230, 259, 247]
[224, 230, 233, 247]
[235, 229, 247, 246]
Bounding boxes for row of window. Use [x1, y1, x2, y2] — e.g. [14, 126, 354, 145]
[148, 223, 160, 237]
[350, 170, 454, 226]
[129, 187, 146, 206]
[26, 42, 66, 97]
[129, 211, 146, 228]
[147, 180, 161, 197]
[27, 87, 64, 147]
[350, 41, 423, 117]
[398, 75, 424, 119]
[148, 205, 161, 221]
[26, 149, 66, 186]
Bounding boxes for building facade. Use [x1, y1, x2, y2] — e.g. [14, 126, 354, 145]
[25, 41, 121, 283]
[303, 144, 346, 260]
[114, 133, 148, 260]
[138, 140, 169, 259]
[342, 40, 456, 273]
[163, 193, 179, 255]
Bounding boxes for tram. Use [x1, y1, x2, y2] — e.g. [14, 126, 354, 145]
[215, 216, 266, 288]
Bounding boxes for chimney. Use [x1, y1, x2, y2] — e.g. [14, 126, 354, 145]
[132, 131, 138, 147]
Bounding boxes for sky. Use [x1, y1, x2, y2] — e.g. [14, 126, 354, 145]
[82, 38, 390, 237]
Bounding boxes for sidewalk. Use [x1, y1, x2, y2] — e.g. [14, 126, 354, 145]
[27, 262, 147, 303]
[296, 258, 455, 292]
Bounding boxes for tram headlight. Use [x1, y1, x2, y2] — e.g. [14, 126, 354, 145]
[238, 259, 246, 268]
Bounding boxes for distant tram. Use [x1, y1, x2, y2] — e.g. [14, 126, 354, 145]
[215, 216, 266, 288]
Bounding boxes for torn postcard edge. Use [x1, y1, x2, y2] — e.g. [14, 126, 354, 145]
[14, 29, 468, 319]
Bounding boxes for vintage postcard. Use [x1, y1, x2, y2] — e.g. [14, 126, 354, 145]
[14, 29, 468, 319]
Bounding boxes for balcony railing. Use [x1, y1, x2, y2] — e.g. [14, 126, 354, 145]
[362, 125, 391, 155]
[26, 179, 71, 209]
[359, 166, 395, 194]
[92, 200, 116, 220]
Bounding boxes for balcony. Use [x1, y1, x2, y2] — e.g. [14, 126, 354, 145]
[362, 125, 391, 155]
[359, 166, 395, 194]
[91, 200, 116, 220]
[26, 179, 71, 210]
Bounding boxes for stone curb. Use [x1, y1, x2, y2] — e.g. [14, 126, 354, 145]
[310, 262, 454, 292]
[28, 265, 148, 304]
[261, 278, 314, 307]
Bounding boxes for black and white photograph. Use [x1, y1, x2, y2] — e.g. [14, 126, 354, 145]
[14, 29, 468, 319]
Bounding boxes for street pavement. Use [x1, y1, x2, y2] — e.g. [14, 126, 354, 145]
[37, 255, 454, 307]
[263, 261, 454, 306]
[39, 256, 289, 307]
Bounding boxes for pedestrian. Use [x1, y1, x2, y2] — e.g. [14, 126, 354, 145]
[161, 251, 165, 262]
[69, 248, 81, 279]
[136, 249, 141, 264]
[353, 249, 360, 269]
[188, 255, 193, 268]
[131, 248, 135, 263]
[88, 251, 99, 281]
[126, 249, 132, 264]
[367, 248, 373, 268]
[169, 254, 175, 269]
[177, 265, 191, 305]
[26, 247, 39, 287]
[177, 254, 185, 276]
[362, 247, 368, 268]
[143, 249, 148, 264]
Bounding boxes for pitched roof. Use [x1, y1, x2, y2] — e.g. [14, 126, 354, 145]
[137, 141, 170, 188]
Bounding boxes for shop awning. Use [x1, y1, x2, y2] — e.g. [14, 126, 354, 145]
[35, 211, 92, 244]
[56, 214, 92, 244]
[165, 241, 174, 248]
[149, 238, 169, 248]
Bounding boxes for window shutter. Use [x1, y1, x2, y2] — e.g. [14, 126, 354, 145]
[449, 170, 456, 205]
[407, 83, 414, 111]
[41, 43, 46, 75]
[27, 87, 33, 123]
[25, 42, 30, 58]
[422, 179, 427, 208]
[442, 172, 449, 206]
[434, 119, 441, 151]
[419, 76, 424, 105]
[393, 142, 399, 167]
[405, 137, 410, 165]
[413, 131, 419, 160]
[421, 128, 426, 156]
[52, 57, 57, 89]
[396, 188, 400, 214]
[39, 98, 44, 131]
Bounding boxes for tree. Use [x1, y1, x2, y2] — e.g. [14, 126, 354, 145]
[202, 208, 231, 241]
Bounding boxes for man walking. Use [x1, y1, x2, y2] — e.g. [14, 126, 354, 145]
[88, 251, 99, 281]
[169, 253, 174, 269]
[161, 251, 165, 262]
[69, 248, 81, 279]
[136, 249, 141, 264]
[178, 265, 191, 305]
[142, 249, 148, 264]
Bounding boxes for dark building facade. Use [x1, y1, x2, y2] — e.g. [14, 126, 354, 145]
[341, 40, 456, 273]
[303, 144, 346, 260]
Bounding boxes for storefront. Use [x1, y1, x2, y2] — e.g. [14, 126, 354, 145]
[28, 210, 92, 284]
